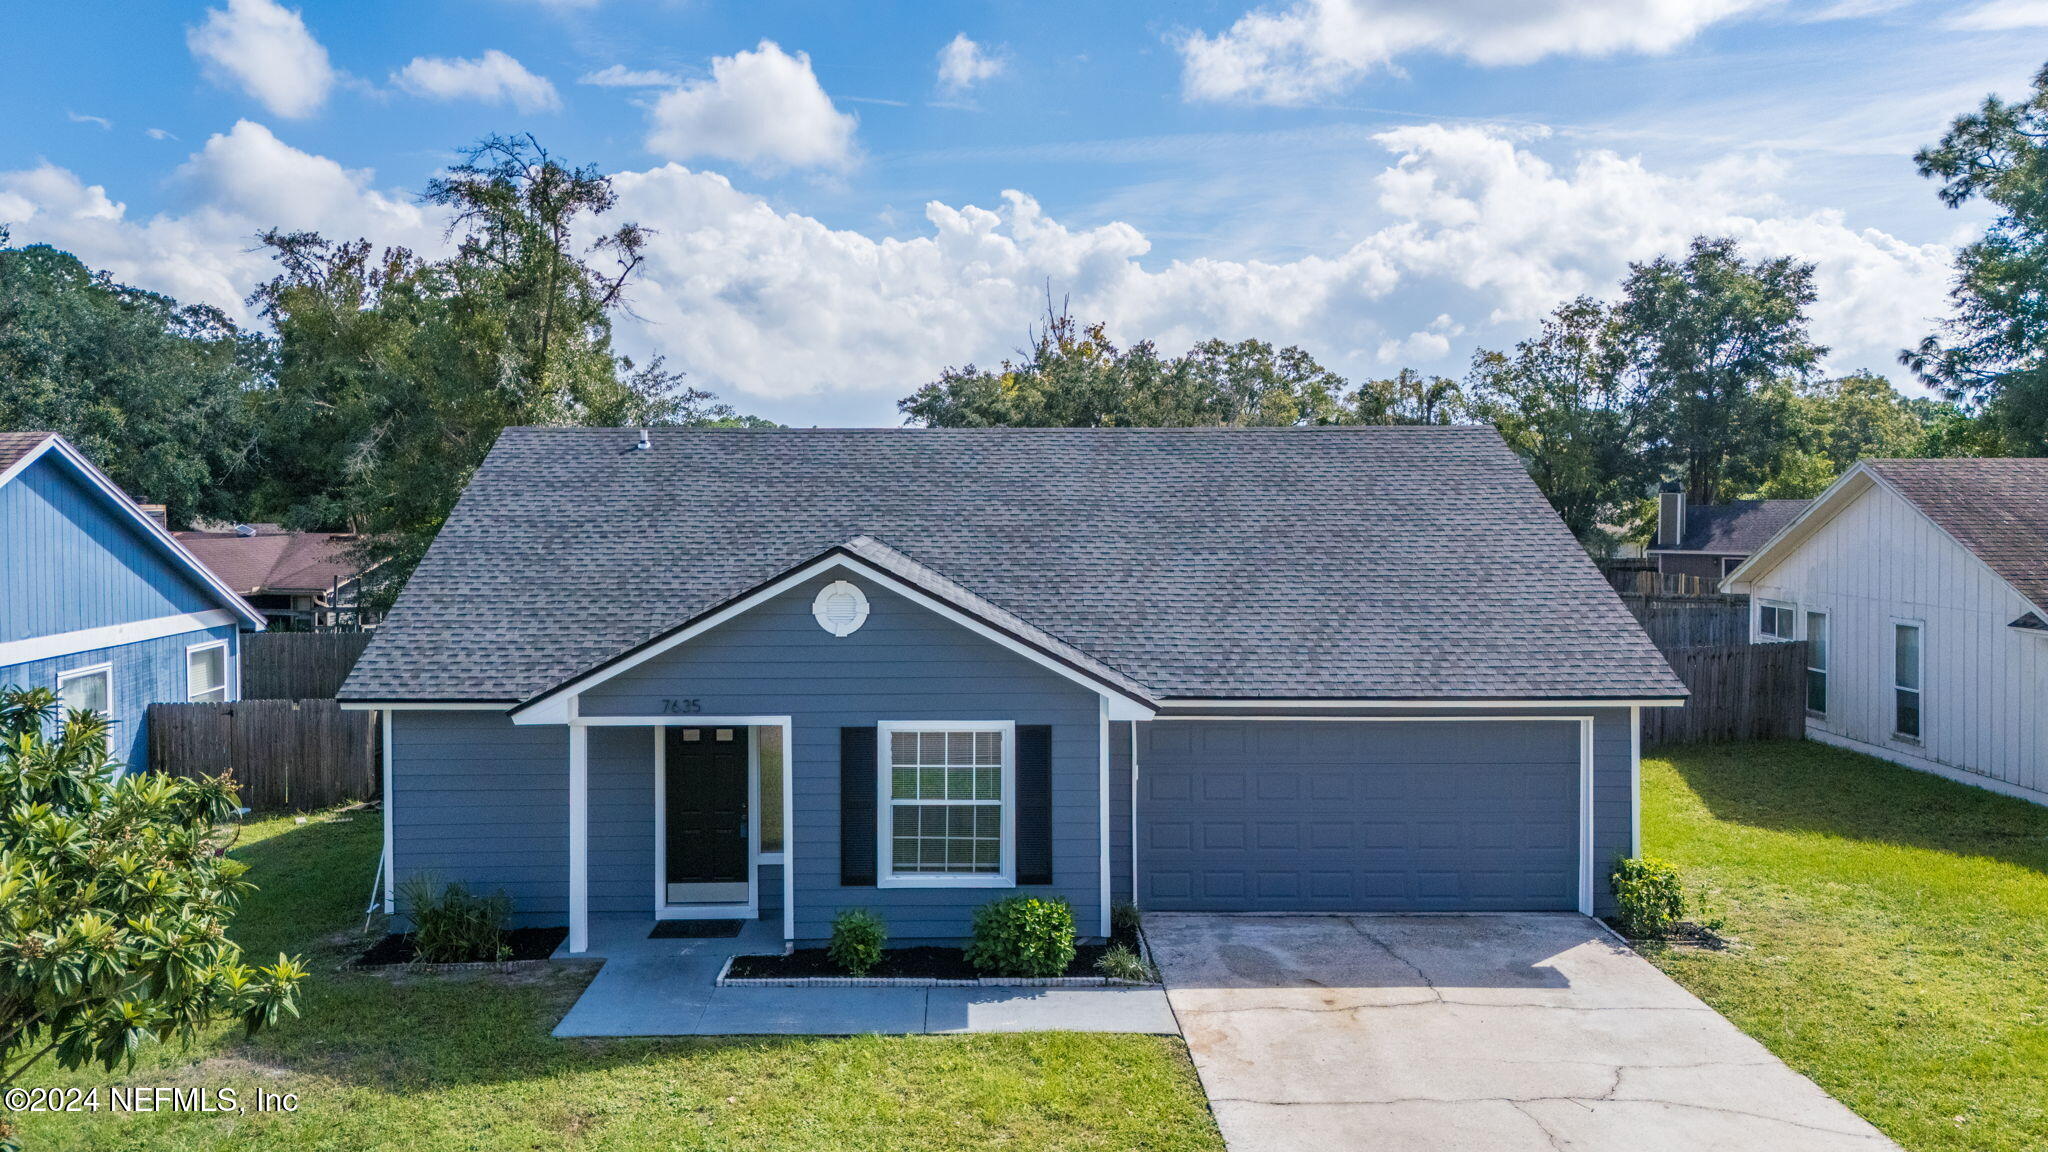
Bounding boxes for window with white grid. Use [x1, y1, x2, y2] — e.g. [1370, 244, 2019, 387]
[880, 724, 1012, 884]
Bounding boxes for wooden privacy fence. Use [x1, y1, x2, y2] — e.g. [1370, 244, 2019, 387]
[1644, 641, 1808, 747]
[1620, 594, 1751, 650]
[242, 632, 373, 699]
[149, 699, 378, 811]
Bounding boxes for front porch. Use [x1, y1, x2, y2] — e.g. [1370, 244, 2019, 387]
[550, 914, 1178, 1037]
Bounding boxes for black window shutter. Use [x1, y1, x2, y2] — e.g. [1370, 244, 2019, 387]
[841, 726, 877, 886]
[1015, 724, 1053, 886]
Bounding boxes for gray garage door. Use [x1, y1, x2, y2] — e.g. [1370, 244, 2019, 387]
[1137, 720, 1580, 912]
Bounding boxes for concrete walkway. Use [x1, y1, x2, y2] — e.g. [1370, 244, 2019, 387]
[550, 916, 1178, 1037]
[1149, 912, 1901, 1152]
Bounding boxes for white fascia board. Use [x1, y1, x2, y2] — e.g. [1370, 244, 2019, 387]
[1720, 467, 1874, 591]
[3, 436, 267, 630]
[509, 552, 1158, 725]
[0, 609, 241, 667]
[1158, 697, 1685, 710]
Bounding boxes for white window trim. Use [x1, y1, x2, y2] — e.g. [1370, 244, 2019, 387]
[876, 720, 1016, 889]
[55, 662, 115, 752]
[186, 639, 231, 703]
[1803, 609, 1829, 719]
[1756, 599, 1798, 642]
[1891, 618, 1924, 743]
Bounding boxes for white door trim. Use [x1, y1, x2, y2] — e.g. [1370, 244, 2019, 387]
[655, 721, 762, 920]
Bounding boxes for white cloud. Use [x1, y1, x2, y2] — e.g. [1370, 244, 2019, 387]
[393, 50, 561, 111]
[645, 41, 857, 173]
[187, 0, 336, 119]
[579, 64, 681, 88]
[0, 121, 435, 320]
[1179, 0, 1770, 104]
[1376, 314, 1463, 363]
[0, 123, 1952, 421]
[68, 112, 113, 130]
[1945, 0, 2048, 30]
[146, 128, 179, 141]
[936, 34, 1006, 93]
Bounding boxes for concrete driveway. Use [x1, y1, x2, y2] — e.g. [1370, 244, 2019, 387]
[1148, 913, 1899, 1152]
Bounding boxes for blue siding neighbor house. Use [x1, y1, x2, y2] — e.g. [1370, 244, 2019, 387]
[0, 432, 266, 769]
[341, 427, 1686, 954]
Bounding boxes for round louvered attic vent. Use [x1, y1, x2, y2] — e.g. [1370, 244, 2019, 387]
[812, 580, 870, 637]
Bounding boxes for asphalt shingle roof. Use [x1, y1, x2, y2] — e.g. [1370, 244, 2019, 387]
[1658, 499, 1812, 554]
[173, 525, 364, 595]
[341, 426, 1684, 704]
[1865, 458, 2048, 612]
[0, 432, 53, 474]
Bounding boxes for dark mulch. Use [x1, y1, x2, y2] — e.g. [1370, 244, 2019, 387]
[727, 920, 1145, 980]
[650, 919, 746, 939]
[356, 926, 568, 966]
[1603, 918, 1731, 952]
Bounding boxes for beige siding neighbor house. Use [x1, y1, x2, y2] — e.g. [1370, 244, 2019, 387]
[1724, 459, 2048, 806]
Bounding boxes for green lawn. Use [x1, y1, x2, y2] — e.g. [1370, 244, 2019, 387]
[15, 809, 1221, 1152]
[1644, 740, 2048, 1152]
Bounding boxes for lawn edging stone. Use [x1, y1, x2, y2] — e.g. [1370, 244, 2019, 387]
[713, 955, 1158, 989]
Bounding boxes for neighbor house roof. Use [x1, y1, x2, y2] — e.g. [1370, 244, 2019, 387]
[1862, 458, 2048, 612]
[1652, 499, 1812, 554]
[174, 524, 365, 596]
[340, 426, 1685, 705]
[0, 431, 267, 629]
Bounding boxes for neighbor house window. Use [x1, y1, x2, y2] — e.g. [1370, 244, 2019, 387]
[1721, 556, 1742, 578]
[56, 663, 114, 751]
[187, 641, 229, 703]
[1894, 623, 1922, 740]
[879, 722, 1012, 885]
[1805, 611, 1828, 716]
[1759, 601, 1796, 641]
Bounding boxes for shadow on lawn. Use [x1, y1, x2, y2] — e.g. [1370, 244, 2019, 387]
[1660, 738, 2048, 874]
[214, 812, 836, 1091]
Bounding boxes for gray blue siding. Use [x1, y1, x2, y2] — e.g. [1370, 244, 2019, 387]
[583, 571, 1105, 944]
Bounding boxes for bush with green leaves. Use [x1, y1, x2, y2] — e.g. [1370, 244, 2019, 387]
[1094, 944, 1156, 983]
[398, 875, 511, 963]
[827, 907, 887, 976]
[1611, 856, 1688, 938]
[0, 686, 304, 1144]
[1110, 901, 1142, 944]
[964, 896, 1077, 977]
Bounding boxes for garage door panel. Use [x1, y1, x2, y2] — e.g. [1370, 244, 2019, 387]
[1138, 720, 1580, 913]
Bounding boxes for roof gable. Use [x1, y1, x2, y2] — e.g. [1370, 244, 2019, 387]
[0, 433, 266, 631]
[342, 426, 1684, 704]
[1654, 499, 1811, 554]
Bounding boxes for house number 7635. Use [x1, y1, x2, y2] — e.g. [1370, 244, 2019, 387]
[660, 698, 703, 715]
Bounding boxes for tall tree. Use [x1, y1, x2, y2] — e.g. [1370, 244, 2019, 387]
[1616, 236, 1823, 505]
[900, 305, 1353, 427]
[251, 136, 764, 607]
[1351, 368, 1466, 425]
[0, 238, 267, 524]
[1755, 371, 1980, 497]
[1908, 63, 2048, 454]
[1463, 297, 1655, 543]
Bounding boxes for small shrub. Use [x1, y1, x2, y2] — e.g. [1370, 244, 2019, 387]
[828, 907, 888, 976]
[1610, 856, 1686, 939]
[1691, 886, 1727, 935]
[965, 897, 1077, 977]
[1095, 943, 1157, 983]
[1111, 901, 1143, 944]
[400, 874, 511, 963]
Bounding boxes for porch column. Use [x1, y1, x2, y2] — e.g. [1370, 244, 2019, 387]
[569, 722, 589, 954]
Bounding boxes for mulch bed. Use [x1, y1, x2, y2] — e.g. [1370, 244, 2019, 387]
[1605, 918, 1730, 952]
[356, 926, 568, 966]
[726, 922, 1143, 981]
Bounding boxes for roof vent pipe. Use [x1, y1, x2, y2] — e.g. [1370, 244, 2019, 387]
[632, 428, 651, 452]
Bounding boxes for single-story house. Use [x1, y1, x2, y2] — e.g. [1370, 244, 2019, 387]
[0, 432, 266, 769]
[339, 427, 1685, 953]
[174, 522, 376, 632]
[1725, 458, 2048, 806]
[1648, 483, 1812, 581]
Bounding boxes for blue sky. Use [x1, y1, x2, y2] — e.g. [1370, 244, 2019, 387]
[1, 0, 2042, 424]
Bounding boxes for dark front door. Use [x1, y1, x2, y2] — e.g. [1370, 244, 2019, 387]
[665, 726, 750, 903]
